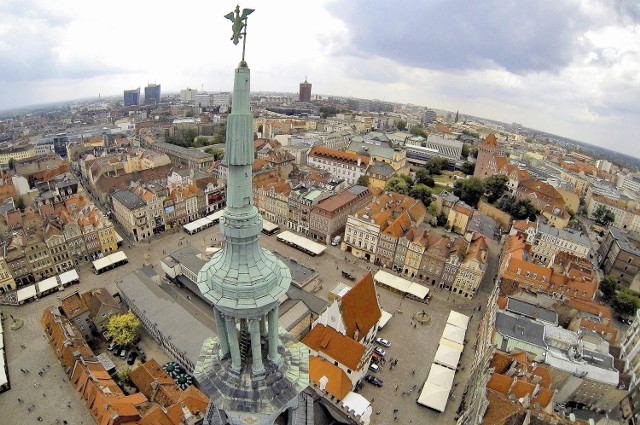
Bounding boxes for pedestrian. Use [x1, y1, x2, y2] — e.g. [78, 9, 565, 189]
[395, 385, 398, 391]
[21, 344, 26, 349]
[412, 369, 415, 375]
[37, 417, 43, 422]
[371, 398, 374, 403]
[18, 398, 22, 403]
[43, 393, 46, 397]
[393, 408, 398, 413]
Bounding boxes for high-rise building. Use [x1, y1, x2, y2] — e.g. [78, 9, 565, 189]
[423, 108, 437, 124]
[195, 52, 308, 424]
[299, 78, 311, 102]
[123, 88, 140, 107]
[144, 83, 161, 105]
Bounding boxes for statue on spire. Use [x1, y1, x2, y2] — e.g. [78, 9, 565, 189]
[225, 5, 254, 62]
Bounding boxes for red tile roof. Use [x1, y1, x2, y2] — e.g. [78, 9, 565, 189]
[302, 324, 366, 370]
[308, 356, 352, 400]
[340, 272, 382, 340]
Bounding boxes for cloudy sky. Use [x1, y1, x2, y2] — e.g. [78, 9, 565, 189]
[1, 0, 639, 156]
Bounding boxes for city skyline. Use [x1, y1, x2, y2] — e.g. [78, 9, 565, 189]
[1, 0, 639, 156]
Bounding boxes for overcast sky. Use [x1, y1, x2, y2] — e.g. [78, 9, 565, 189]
[1, 0, 639, 156]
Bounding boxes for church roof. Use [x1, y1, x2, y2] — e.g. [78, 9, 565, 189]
[302, 324, 366, 370]
[339, 272, 381, 340]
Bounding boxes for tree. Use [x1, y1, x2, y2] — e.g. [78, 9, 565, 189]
[436, 212, 448, 227]
[593, 205, 615, 226]
[453, 178, 484, 207]
[409, 124, 428, 138]
[15, 196, 25, 211]
[461, 143, 470, 159]
[613, 289, 640, 317]
[428, 202, 439, 217]
[397, 120, 407, 131]
[106, 311, 141, 347]
[117, 367, 132, 386]
[498, 196, 539, 220]
[600, 275, 619, 302]
[424, 157, 448, 175]
[356, 175, 370, 187]
[460, 161, 475, 175]
[385, 176, 410, 194]
[204, 147, 224, 160]
[8, 158, 15, 171]
[415, 169, 435, 187]
[484, 175, 509, 203]
[409, 184, 432, 207]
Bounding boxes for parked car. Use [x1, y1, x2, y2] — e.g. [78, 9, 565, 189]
[119, 348, 128, 358]
[618, 315, 633, 324]
[365, 374, 383, 387]
[111, 344, 121, 354]
[127, 351, 138, 365]
[369, 362, 379, 372]
[341, 271, 356, 281]
[375, 337, 391, 347]
[373, 347, 386, 357]
[331, 235, 342, 246]
[107, 342, 117, 351]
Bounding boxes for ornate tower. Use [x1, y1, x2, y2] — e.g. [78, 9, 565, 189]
[194, 7, 308, 425]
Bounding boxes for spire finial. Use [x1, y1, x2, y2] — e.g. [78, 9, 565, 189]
[224, 5, 255, 62]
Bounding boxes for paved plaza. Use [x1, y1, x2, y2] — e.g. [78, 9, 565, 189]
[0, 222, 498, 424]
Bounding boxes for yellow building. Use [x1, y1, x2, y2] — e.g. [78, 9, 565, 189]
[98, 225, 119, 254]
[0, 145, 36, 166]
[447, 203, 474, 234]
[0, 255, 16, 293]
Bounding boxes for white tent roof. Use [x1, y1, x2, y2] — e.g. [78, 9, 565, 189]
[426, 363, 456, 390]
[417, 381, 451, 412]
[36, 277, 59, 293]
[373, 270, 429, 299]
[439, 337, 464, 352]
[434, 344, 462, 370]
[110, 251, 128, 263]
[17, 285, 37, 302]
[342, 392, 371, 417]
[442, 323, 466, 345]
[447, 310, 470, 331]
[377, 310, 392, 329]
[58, 269, 79, 285]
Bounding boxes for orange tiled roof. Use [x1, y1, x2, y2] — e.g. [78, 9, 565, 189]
[309, 145, 370, 167]
[488, 373, 513, 394]
[340, 272, 382, 340]
[308, 356, 352, 400]
[302, 324, 366, 370]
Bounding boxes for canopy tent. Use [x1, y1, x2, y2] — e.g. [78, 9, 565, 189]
[17, 285, 37, 302]
[110, 251, 128, 263]
[36, 277, 60, 293]
[58, 269, 80, 286]
[447, 310, 470, 331]
[442, 323, 466, 345]
[439, 337, 464, 352]
[434, 344, 463, 370]
[377, 310, 393, 330]
[426, 363, 456, 389]
[417, 381, 451, 412]
[373, 270, 429, 300]
[342, 392, 371, 418]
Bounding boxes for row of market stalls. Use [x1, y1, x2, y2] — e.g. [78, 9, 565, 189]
[373, 270, 430, 302]
[0, 317, 8, 393]
[16, 269, 80, 305]
[417, 310, 470, 413]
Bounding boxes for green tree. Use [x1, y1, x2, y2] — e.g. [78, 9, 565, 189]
[436, 212, 448, 227]
[461, 143, 470, 159]
[428, 202, 439, 217]
[409, 124, 429, 138]
[415, 169, 435, 187]
[460, 161, 475, 175]
[106, 311, 141, 347]
[600, 275, 619, 302]
[453, 178, 485, 206]
[484, 174, 509, 203]
[409, 184, 432, 207]
[204, 147, 224, 160]
[593, 205, 615, 226]
[8, 158, 15, 170]
[397, 120, 407, 131]
[356, 175, 370, 187]
[385, 176, 410, 194]
[15, 196, 25, 211]
[424, 157, 448, 175]
[613, 290, 640, 317]
[117, 367, 132, 386]
[498, 196, 539, 220]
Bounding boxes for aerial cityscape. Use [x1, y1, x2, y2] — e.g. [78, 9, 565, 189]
[1, 1, 640, 425]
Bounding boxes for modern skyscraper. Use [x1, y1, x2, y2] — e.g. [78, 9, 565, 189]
[123, 88, 140, 107]
[299, 78, 311, 102]
[144, 83, 161, 105]
[194, 8, 308, 425]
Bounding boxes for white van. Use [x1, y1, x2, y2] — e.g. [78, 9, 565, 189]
[331, 235, 342, 246]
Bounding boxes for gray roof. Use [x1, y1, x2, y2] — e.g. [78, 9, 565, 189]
[610, 227, 640, 257]
[168, 246, 207, 275]
[112, 189, 146, 210]
[426, 134, 463, 149]
[347, 185, 369, 196]
[468, 211, 498, 239]
[154, 141, 214, 161]
[507, 297, 558, 324]
[366, 161, 395, 178]
[117, 268, 214, 369]
[495, 311, 547, 348]
[537, 222, 591, 247]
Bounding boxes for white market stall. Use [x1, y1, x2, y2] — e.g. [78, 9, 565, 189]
[417, 363, 456, 412]
[17, 285, 37, 304]
[36, 277, 60, 296]
[447, 310, 470, 331]
[373, 270, 429, 301]
[58, 269, 80, 286]
[434, 344, 463, 370]
[439, 337, 464, 352]
[442, 323, 466, 345]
